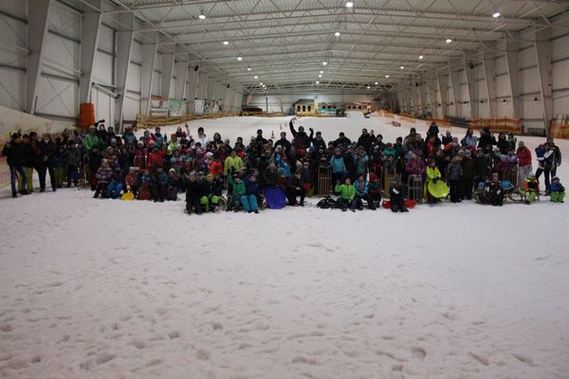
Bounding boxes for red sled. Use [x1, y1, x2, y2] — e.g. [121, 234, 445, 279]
[382, 199, 417, 209]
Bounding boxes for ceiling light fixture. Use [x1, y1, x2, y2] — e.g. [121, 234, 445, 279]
[237, 56, 242, 61]
[254, 75, 258, 79]
[335, 32, 341, 37]
[223, 41, 229, 45]
[400, 65, 405, 69]
[492, 11, 501, 18]
[374, 81, 378, 85]
[318, 74, 322, 78]
[198, 14, 206, 20]
[419, 55, 424, 60]
[385, 75, 390, 78]
[319, 70, 324, 74]
[247, 67, 251, 71]
[366, 86, 370, 89]
[259, 82, 263, 85]
[346, 1, 354, 8]
[445, 38, 452, 43]
[316, 80, 320, 84]
[322, 61, 328, 66]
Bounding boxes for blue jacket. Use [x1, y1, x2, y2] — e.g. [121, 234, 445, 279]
[330, 156, 346, 173]
[550, 182, 565, 193]
[245, 179, 260, 196]
[353, 180, 369, 196]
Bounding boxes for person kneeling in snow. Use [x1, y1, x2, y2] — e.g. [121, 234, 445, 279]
[241, 173, 260, 213]
[185, 171, 208, 214]
[335, 177, 357, 212]
[479, 172, 504, 206]
[549, 176, 565, 203]
[389, 177, 408, 212]
[226, 172, 245, 212]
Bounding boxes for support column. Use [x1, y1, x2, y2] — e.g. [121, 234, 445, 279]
[464, 57, 477, 119]
[174, 56, 188, 100]
[79, 0, 102, 104]
[482, 50, 497, 119]
[436, 67, 449, 118]
[160, 49, 175, 101]
[535, 26, 553, 132]
[505, 39, 521, 119]
[140, 32, 158, 117]
[449, 58, 462, 118]
[197, 71, 208, 100]
[187, 63, 198, 112]
[427, 70, 438, 118]
[26, 0, 53, 114]
[418, 75, 428, 116]
[114, 13, 135, 129]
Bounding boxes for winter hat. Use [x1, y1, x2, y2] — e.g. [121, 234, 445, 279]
[169, 168, 176, 174]
[552, 176, 559, 182]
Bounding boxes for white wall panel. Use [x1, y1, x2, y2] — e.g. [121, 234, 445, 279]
[93, 52, 113, 85]
[0, 68, 25, 110]
[98, 24, 114, 53]
[48, 1, 80, 40]
[126, 64, 141, 93]
[35, 77, 78, 118]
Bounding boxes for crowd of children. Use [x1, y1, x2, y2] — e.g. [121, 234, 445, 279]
[2, 119, 565, 213]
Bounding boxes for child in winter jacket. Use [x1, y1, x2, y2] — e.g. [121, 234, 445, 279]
[107, 167, 124, 199]
[335, 177, 356, 212]
[94, 159, 112, 198]
[479, 172, 503, 206]
[522, 173, 539, 204]
[242, 174, 261, 213]
[227, 172, 246, 211]
[353, 175, 372, 210]
[425, 160, 443, 204]
[446, 156, 463, 203]
[389, 177, 408, 212]
[550, 176, 565, 203]
[367, 173, 382, 210]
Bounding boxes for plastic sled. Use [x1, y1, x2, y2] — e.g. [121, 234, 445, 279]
[121, 191, 135, 201]
[265, 187, 286, 209]
[382, 200, 391, 209]
[427, 180, 449, 198]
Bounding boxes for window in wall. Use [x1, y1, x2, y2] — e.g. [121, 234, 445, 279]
[307, 105, 311, 112]
[302, 105, 306, 112]
[297, 105, 301, 111]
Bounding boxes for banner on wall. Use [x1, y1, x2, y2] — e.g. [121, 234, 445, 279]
[169, 99, 185, 117]
[195, 99, 204, 115]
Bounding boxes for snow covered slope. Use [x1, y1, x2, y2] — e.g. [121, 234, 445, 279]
[0, 116, 568, 379]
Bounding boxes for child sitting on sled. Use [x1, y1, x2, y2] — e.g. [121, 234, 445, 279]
[522, 173, 539, 204]
[335, 177, 357, 212]
[549, 176, 565, 203]
[388, 176, 408, 213]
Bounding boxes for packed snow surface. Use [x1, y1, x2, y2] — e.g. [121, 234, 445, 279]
[1, 114, 568, 378]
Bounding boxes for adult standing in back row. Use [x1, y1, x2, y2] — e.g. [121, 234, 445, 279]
[2, 133, 28, 198]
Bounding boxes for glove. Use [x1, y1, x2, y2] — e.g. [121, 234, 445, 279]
[309, 128, 314, 132]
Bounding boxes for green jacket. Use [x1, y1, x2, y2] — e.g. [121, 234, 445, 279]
[227, 174, 246, 196]
[224, 155, 244, 175]
[83, 133, 101, 151]
[335, 183, 355, 201]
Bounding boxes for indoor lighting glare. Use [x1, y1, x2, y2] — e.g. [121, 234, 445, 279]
[446, 38, 453, 43]
[374, 81, 378, 85]
[254, 75, 258, 79]
[366, 86, 370, 89]
[322, 61, 328, 66]
[385, 75, 390, 78]
[335, 31, 341, 37]
[223, 41, 229, 45]
[247, 67, 251, 71]
[492, 11, 501, 18]
[400, 65, 405, 69]
[198, 14, 206, 20]
[237, 56, 242, 61]
[318, 74, 322, 78]
[316, 81, 320, 84]
[419, 55, 424, 60]
[259, 82, 263, 85]
[346, 1, 354, 8]
[320, 70, 324, 74]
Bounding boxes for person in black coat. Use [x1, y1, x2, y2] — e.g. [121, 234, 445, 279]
[274, 132, 292, 155]
[185, 171, 208, 214]
[2, 133, 28, 197]
[37, 133, 57, 192]
[357, 128, 375, 153]
[310, 131, 326, 152]
[289, 119, 312, 150]
[389, 177, 408, 212]
[478, 128, 496, 153]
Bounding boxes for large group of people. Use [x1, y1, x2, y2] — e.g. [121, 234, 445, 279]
[2, 118, 565, 213]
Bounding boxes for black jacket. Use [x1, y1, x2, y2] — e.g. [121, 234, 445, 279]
[2, 141, 26, 166]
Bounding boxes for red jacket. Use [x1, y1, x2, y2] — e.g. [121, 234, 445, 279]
[517, 146, 532, 167]
[208, 160, 223, 176]
[147, 150, 165, 169]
